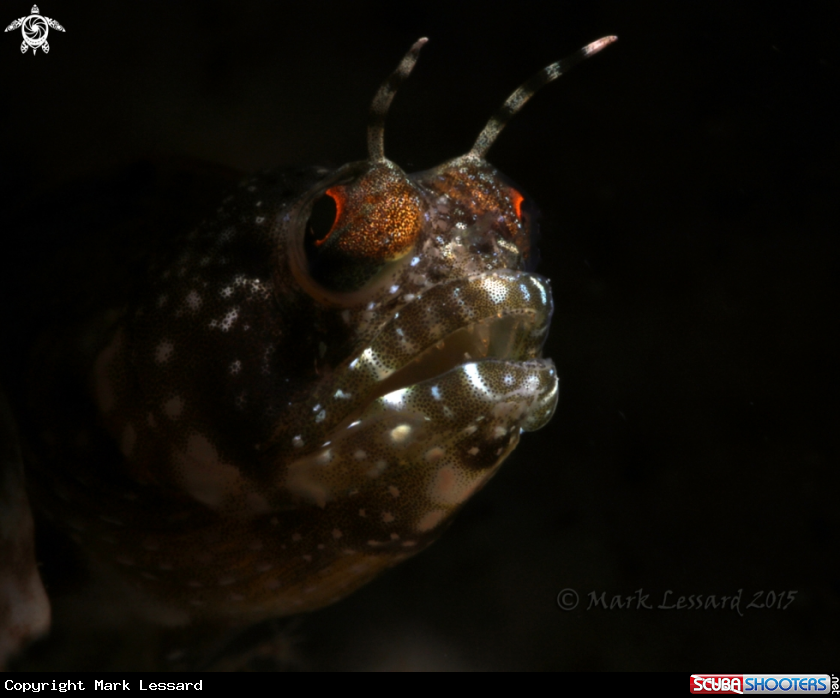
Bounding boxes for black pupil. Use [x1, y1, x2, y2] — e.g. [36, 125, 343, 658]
[307, 193, 337, 243]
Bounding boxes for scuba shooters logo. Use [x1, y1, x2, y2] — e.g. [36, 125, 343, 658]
[4, 5, 64, 54]
[690, 675, 834, 695]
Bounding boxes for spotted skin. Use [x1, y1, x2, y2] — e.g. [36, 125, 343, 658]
[4, 37, 616, 648]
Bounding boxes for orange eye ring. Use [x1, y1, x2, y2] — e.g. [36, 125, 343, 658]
[511, 190, 525, 221]
[310, 189, 344, 247]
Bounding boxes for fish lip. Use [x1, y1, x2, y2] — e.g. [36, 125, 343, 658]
[285, 339, 558, 509]
[332, 268, 555, 418]
[283, 269, 558, 509]
[367, 267, 551, 359]
[278, 268, 556, 462]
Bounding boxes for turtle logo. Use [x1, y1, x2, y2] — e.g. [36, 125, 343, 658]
[4, 5, 65, 55]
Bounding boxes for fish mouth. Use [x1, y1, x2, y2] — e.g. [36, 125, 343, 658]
[360, 269, 557, 430]
[285, 270, 558, 511]
[322, 268, 558, 432]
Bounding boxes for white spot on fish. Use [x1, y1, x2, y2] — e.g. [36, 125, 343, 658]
[220, 307, 239, 331]
[415, 509, 448, 533]
[464, 363, 493, 398]
[155, 340, 174, 364]
[390, 424, 412, 443]
[173, 433, 244, 510]
[382, 388, 409, 409]
[481, 275, 509, 303]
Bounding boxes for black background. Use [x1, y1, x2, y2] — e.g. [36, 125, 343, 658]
[2, 0, 837, 671]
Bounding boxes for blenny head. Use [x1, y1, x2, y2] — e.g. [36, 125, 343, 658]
[29, 37, 616, 624]
[275, 36, 616, 516]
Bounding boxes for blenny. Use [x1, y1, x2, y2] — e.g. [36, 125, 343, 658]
[0, 36, 616, 663]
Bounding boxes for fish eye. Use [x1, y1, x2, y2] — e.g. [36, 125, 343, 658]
[510, 189, 525, 222]
[303, 186, 386, 294]
[306, 190, 339, 246]
[500, 183, 540, 271]
[301, 164, 424, 295]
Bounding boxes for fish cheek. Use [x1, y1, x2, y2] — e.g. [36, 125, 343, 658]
[282, 359, 556, 560]
[91, 256, 293, 513]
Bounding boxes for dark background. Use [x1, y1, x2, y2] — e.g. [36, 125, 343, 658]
[2, 0, 837, 671]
